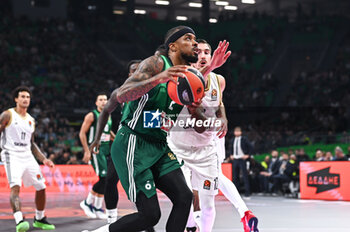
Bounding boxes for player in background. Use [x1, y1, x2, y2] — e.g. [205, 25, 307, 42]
[0, 86, 55, 232]
[186, 39, 259, 232]
[79, 94, 115, 219]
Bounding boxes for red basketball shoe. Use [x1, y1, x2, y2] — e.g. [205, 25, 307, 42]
[241, 210, 259, 232]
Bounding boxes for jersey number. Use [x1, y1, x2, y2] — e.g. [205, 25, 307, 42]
[21, 132, 26, 140]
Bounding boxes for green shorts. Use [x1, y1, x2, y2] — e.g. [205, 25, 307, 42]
[111, 126, 181, 202]
[91, 143, 109, 177]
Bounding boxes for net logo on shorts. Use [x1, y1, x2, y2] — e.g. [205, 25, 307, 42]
[143, 110, 162, 128]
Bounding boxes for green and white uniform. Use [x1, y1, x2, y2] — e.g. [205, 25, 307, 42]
[88, 109, 112, 177]
[111, 55, 184, 202]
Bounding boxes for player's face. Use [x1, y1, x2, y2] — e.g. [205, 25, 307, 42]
[128, 63, 140, 77]
[96, 95, 108, 110]
[177, 33, 198, 63]
[195, 43, 211, 69]
[15, 91, 31, 108]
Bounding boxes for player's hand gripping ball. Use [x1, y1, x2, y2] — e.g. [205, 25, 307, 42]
[167, 67, 205, 105]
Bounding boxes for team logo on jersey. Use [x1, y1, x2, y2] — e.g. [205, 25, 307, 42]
[143, 110, 161, 128]
[211, 89, 217, 101]
[36, 174, 42, 180]
[168, 152, 176, 160]
[29, 121, 32, 127]
[203, 180, 211, 190]
[145, 180, 153, 191]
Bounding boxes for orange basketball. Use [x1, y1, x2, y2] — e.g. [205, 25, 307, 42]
[167, 67, 205, 105]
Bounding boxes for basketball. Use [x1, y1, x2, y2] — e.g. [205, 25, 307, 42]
[167, 67, 205, 105]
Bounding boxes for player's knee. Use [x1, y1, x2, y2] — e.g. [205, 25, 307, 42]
[92, 177, 106, 194]
[144, 207, 161, 226]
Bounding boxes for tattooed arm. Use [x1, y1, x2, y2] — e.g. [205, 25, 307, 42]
[116, 55, 187, 103]
[0, 110, 11, 135]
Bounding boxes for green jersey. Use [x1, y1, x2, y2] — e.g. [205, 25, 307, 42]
[88, 109, 112, 145]
[120, 55, 183, 142]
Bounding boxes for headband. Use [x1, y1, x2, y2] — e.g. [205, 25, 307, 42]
[165, 27, 196, 48]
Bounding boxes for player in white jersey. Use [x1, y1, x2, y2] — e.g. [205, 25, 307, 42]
[168, 40, 259, 232]
[167, 39, 230, 232]
[0, 86, 55, 232]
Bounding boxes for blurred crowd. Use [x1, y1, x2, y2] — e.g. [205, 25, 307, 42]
[0, 15, 121, 164]
[0, 9, 349, 164]
[225, 146, 350, 197]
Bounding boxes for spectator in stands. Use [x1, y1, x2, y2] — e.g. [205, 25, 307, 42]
[248, 156, 265, 193]
[347, 146, 350, 160]
[315, 149, 324, 161]
[271, 153, 298, 195]
[296, 148, 310, 164]
[324, 151, 333, 161]
[334, 146, 348, 161]
[259, 150, 280, 194]
[67, 155, 80, 165]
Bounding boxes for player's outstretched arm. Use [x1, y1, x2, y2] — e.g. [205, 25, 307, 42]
[90, 89, 119, 154]
[116, 55, 187, 103]
[31, 134, 54, 168]
[200, 40, 231, 78]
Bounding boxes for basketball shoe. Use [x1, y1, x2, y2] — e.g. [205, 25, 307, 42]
[80, 200, 97, 218]
[16, 220, 29, 232]
[33, 216, 55, 230]
[241, 210, 259, 232]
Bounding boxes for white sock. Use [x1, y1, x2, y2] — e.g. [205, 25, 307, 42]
[199, 194, 216, 232]
[86, 192, 94, 205]
[219, 172, 249, 218]
[193, 210, 201, 228]
[35, 210, 45, 220]
[14, 211, 23, 224]
[94, 196, 104, 209]
[106, 209, 117, 217]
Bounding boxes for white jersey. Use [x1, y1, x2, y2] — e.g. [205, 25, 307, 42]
[1, 108, 35, 153]
[168, 72, 222, 147]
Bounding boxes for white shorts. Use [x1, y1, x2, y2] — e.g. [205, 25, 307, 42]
[1, 150, 46, 190]
[168, 139, 220, 195]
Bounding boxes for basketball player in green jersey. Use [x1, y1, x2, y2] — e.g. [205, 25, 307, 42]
[79, 94, 115, 219]
[85, 26, 230, 232]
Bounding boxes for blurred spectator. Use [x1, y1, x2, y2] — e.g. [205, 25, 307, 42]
[334, 146, 348, 161]
[347, 146, 350, 160]
[324, 151, 334, 161]
[296, 148, 310, 164]
[67, 155, 80, 165]
[315, 149, 324, 161]
[271, 153, 298, 195]
[259, 150, 280, 194]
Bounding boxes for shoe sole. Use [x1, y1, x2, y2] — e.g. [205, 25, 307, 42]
[248, 217, 259, 232]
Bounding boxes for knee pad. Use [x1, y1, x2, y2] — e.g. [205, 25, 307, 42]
[92, 177, 106, 194]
